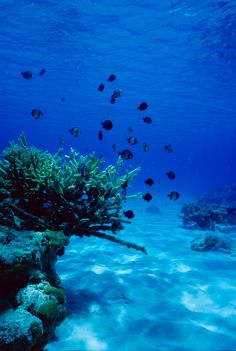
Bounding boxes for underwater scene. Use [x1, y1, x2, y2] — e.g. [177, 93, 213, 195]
[0, 1, 236, 350]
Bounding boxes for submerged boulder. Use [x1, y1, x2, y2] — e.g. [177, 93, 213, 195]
[145, 205, 162, 215]
[191, 232, 236, 256]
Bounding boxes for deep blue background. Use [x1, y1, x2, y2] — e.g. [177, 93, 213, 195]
[0, 0, 235, 201]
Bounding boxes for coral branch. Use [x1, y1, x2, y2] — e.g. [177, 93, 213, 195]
[11, 204, 44, 223]
[86, 231, 148, 255]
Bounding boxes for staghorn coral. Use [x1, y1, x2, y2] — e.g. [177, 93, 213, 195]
[0, 133, 146, 254]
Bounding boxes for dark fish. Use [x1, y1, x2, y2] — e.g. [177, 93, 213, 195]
[143, 116, 152, 124]
[107, 74, 116, 82]
[165, 145, 173, 153]
[119, 149, 133, 160]
[143, 193, 152, 202]
[121, 179, 129, 190]
[121, 179, 129, 196]
[110, 96, 116, 104]
[78, 165, 88, 178]
[22, 71, 32, 80]
[168, 191, 180, 200]
[143, 142, 149, 152]
[59, 135, 64, 145]
[61, 96, 66, 102]
[102, 120, 113, 130]
[112, 144, 117, 152]
[137, 102, 148, 111]
[127, 136, 138, 145]
[144, 178, 154, 186]
[39, 67, 45, 75]
[98, 130, 103, 140]
[69, 127, 81, 137]
[123, 210, 134, 219]
[127, 126, 133, 133]
[112, 89, 123, 98]
[31, 109, 43, 119]
[98, 83, 105, 91]
[166, 171, 176, 180]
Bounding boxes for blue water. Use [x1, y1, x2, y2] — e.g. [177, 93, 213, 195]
[1, 1, 236, 350]
[1, 0, 236, 199]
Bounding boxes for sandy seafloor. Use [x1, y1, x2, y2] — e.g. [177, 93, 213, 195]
[46, 204, 236, 351]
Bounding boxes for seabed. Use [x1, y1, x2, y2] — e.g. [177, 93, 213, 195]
[46, 205, 236, 351]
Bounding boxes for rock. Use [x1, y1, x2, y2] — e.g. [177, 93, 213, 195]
[146, 205, 162, 214]
[0, 226, 69, 351]
[191, 232, 235, 256]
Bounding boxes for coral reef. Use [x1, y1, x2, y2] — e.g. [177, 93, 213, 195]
[181, 183, 236, 231]
[181, 183, 236, 258]
[181, 203, 230, 230]
[0, 227, 68, 351]
[0, 134, 146, 350]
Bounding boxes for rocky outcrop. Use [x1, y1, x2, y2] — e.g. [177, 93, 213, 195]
[0, 226, 69, 351]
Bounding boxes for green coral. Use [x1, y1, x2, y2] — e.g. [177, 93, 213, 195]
[29, 320, 44, 340]
[0, 133, 147, 254]
[36, 300, 58, 327]
[0, 133, 139, 201]
[43, 286, 65, 304]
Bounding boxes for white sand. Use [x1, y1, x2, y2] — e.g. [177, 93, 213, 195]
[46, 205, 236, 351]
